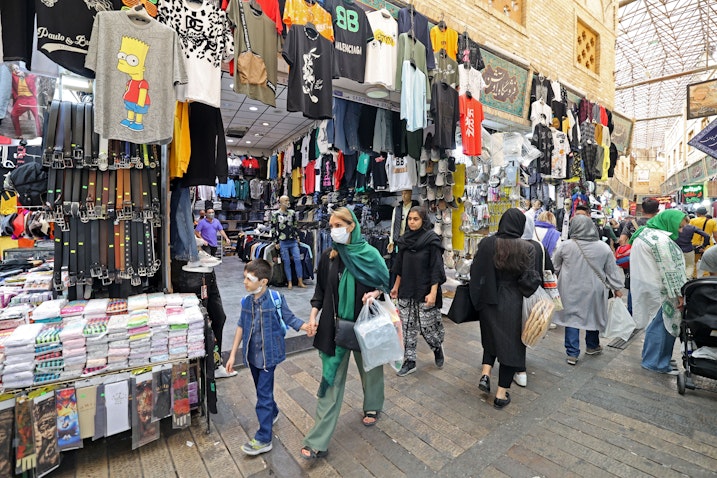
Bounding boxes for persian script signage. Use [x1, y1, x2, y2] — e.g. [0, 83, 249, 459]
[479, 49, 529, 118]
[682, 184, 704, 204]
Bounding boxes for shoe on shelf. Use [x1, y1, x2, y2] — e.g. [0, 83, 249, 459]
[513, 373, 527, 387]
[198, 249, 221, 265]
[182, 261, 213, 273]
[396, 361, 416, 377]
[434, 346, 444, 368]
[493, 392, 511, 410]
[566, 356, 579, 366]
[586, 346, 603, 355]
[478, 374, 490, 393]
[215, 365, 237, 379]
[241, 439, 272, 456]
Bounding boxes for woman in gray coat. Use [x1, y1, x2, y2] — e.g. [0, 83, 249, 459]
[553, 215, 624, 365]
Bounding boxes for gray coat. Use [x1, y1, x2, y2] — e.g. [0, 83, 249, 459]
[553, 239, 624, 331]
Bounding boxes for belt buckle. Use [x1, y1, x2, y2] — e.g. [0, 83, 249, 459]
[85, 203, 96, 220]
[130, 274, 142, 286]
[72, 147, 83, 162]
[143, 209, 153, 221]
[101, 275, 114, 286]
[53, 276, 64, 292]
[79, 207, 89, 223]
[68, 274, 77, 287]
[52, 151, 65, 169]
[119, 154, 131, 169]
[98, 152, 109, 171]
[123, 203, 133, 218]
[90, 264, 102, 278]
[43, 151, 53, 167]
[63, 155, 74, 169]
[137, 266, 147, 277]
[71, 202, 81, 218]
[62, 201, 72, 216]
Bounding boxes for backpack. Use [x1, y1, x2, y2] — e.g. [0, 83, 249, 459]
[7, 162, 47, 207]
[269, 290, 288, 335]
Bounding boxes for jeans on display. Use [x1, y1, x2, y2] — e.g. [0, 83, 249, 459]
[279, 239, 303, 283]
[249, 364, 278, 444]
[641, 307, 675, 373]
[170, 186, 199, 262]
[564, 327, 599, 358]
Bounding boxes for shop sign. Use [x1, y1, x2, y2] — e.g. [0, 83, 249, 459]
[611, 111, 634, 154]
[687, 78, 717, 120]
[706, 155, 717, 176]
[688, 158, 707, 183]
[682, 184, 704, 204]
[479, 49, 529, 118]
[688, 117, 717, 159]
[654, 196, 673, 205]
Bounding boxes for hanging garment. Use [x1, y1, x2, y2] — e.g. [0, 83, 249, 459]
[326, 0, 373, 82]
[430, 25, 458, 60]
[364, 9, 398, 89]
[397, 7, 435, 70]
[459, 94, 484, 156]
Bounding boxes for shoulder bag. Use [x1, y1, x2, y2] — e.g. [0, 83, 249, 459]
[575, 240, 613, 291]
[539, 243, 563, 311]
[447, 283, 478, 323]
[333, 292, 361, 351]
[237, 1, 268, 86]
[694, 218, 710, 255]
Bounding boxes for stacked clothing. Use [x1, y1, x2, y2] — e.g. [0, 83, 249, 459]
[148, 307, 169, 363]
[147, 292, 167, 308]
[83, 316, 110, 376]
[127, 309, 151, 367]
[106, 298, 128, 315]
[165, 293, 185, 307]
[34, 325, 63, 384]
[61, 300, 88, 319]
[128, 294, 149, 313]
[106, 314, 130, 371]
[3, 323, 44, 388]
[0, 303, 33, 331]
[186, 306, 205, 359]
[0, 329, 14, 386]
[181, 293, 201, 308]
[84, 298, 110, 317]
[59, 319, 87, 380]
[167, 307, 188, 360]
[31, 298, 67, 324]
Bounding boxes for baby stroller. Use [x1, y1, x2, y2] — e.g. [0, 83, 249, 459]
[678, 277, 717, 395]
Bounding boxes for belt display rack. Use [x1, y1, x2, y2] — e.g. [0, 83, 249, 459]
[42, 100, 163, 295]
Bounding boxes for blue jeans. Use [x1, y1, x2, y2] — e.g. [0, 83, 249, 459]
[279, 239, 303, 283]
[627, 290, 633, 315]
[641, 307, 675, 373]
[249, 363, 278, 444]
[564, 327, 600, 358]
[170, 186, 198, 262]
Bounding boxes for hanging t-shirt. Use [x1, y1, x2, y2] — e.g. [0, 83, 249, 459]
[430, 82, 459, 150]
[458, 66, 486, 97]
[551, 129, 570, 179]
[85, 11, 188, 144]
[530, 100, 553, 130]
[223, 0, 283, 34]
[305, 159, 317, 193]
[429, 25, 458, 60]
[386, 154, 416, 192]
[372, 153, 389, 191]
[35, 0, 122, 78]
[395, 33, 431, 102]
[227, 0, 280, 107]
[457, 32, 485, 70]
[282, 0, 334, 41]
[0, 0, 35, 68]
[400, 61, 427, 132]
[397, 7, 434, 70]
[459, 94, 484, 156]
[432, 51, 458, 88]
[283, 25, 334, 120]
[364, 9, 398, 90]
[158, 0, 233, 108]
[325, 0, 373, 82]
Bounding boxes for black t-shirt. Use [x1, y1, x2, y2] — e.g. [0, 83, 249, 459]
[35, 0, 123, 78]
[358, 104, 377, 150]
[372, 153, 388, 191]
[0, 0, 36, 68]
[430, 82, 460, 150]
[325, 0, 373, 82]
[283, 25, 334, 120]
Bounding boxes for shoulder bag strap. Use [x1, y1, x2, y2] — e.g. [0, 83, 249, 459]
[574, 240, 612, 290]
[238, 1, 253, 53]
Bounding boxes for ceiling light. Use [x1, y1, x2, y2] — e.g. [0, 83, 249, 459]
[249, 106, 258, 111]
[262, 122, 270, 126]
[254, 133, 261, 137]
[227, 139, 235, 143]
[245, 140, 252, 144]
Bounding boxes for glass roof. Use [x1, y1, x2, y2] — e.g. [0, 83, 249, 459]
[615, 0, 717, 150]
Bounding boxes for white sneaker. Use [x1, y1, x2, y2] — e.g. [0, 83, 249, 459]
[215, 365, 237, 378]
[198, 249, 221, 265]
[513, 373, 527, 387]
[182, 261, 213, 273]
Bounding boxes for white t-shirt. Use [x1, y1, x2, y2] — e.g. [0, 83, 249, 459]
[386, 154, 417, 192]
[158, 0, 234, 108]
[301, 134, 310, 168]
[458, 66, 486, 96]
[364, 9, 398, 90]
[530, 100, 553, 130]
[551, 129, 570, 178]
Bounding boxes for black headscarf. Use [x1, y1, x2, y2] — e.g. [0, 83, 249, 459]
[396, 207, 442, 251]
[496, 208, 527, 238]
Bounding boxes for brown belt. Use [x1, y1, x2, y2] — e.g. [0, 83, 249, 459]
[116, 167, 124, 210]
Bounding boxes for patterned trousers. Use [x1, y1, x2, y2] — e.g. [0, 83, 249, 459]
[398, 298, 445, 362]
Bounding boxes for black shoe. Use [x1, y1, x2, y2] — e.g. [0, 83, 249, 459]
[434, 346, 444, 368]
[494, 392, 511, 409]
[478, 374, 490, 393]
[396, 361, 416, 377]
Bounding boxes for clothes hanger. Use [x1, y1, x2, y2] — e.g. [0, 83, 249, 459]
[305, 9, 317, 37]
[438, 13, 446, 31]
[249, 0, 263, 14]
[127, 4, 153, 23]
[466, 90, 473, 99]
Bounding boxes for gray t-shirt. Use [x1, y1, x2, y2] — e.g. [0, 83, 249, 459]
[85, 11, 187, 144]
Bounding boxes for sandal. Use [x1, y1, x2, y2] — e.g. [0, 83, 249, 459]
[300, 446, 328, 460]
[362, 411, 380, 427]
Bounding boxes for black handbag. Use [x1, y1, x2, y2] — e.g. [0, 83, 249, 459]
[447, 284, 478, 324]
[333, 295, 360, 350]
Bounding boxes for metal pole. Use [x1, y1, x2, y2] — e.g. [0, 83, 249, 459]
[616, 66, 717, 90]
[161, 144, 171, 292]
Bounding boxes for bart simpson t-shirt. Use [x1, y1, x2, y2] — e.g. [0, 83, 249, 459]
[85, 11, 187, 144]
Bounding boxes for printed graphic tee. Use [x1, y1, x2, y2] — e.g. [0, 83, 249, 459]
[459, 94, 484, 156]
[325, 0, 373, 82]
[283, 0, 334, 42]
[282, 25, 334, 120]
[386, 154, 417, 192]
[429, 25, 458, 60]
[158, 0, 233, 108]
[86, 11, 188, 144]
[364, 9, 397, 89]
[35, 0, 123, 78]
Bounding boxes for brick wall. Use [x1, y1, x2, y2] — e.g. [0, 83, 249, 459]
[412, 0, 617, 111]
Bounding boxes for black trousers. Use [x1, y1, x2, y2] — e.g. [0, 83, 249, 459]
[202, 244, 218, 257]
[482, 351, 518, 389]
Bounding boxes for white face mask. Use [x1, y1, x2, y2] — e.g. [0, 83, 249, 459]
[331, 226, 351, 244]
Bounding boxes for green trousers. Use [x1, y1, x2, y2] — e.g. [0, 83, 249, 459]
[303, 350, 384, 452]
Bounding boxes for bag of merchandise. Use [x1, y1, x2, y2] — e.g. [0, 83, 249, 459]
[354, 299, 403, 372]
[521, 287, 554, 347]
[602, 298, 636, 342]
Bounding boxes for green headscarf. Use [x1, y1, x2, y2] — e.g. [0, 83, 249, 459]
[318, 208, 390, 396]
[630, 209, 686, 243]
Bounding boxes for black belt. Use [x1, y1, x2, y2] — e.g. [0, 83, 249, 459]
[68, 216, 78, 286]
[46, 168, 58, 208]
[90, 219, 101, 278]
[131, 169, 142, 220]
[53, 226, 63, 291]
[58, 101, 73, 168]
[86, 169, 97, 219]
[62, 165, 73, 216]
[71, 103, 84, 164]
[105, 220, 115, 284]
[131, 220, 142, 283]
[70, 168, 82, 217]
[43, 100, 60, 167]
[79, 168, 89, 220]
[83, 103, 94, 167]
[106, 169, 116, 220]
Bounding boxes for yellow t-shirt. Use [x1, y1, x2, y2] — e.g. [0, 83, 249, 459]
[430, 26, 458, 60]
[690, 216, 716, 247]
[283, 0, 334, 42]
[169, 102, 191, 179]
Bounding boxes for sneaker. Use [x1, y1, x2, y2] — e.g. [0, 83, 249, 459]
[273, 412, 280, 424]
[215, 365, 237, 379]
[478, 374, 490, 393]
[513, 372, 527, 387]
[566, 356, 578, 365]
[198, 249, 221, 265]
[586, 346, 603, 355]
[396, 361, 416, 376]
[241, 439, 272, 456]
[182, 262, 213, 273]
[434, 346, 444, 368]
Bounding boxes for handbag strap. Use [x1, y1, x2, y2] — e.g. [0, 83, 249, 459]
[238, 1, 254, 53]
[574, 240, 611, 290]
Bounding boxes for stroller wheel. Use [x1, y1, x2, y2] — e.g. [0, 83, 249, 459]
[677, 372, 686, 395]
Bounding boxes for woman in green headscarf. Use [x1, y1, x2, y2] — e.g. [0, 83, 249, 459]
[301, 207, 390, 460]
[629, 209, 688, 374]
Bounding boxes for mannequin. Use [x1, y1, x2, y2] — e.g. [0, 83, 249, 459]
[271, 196, 306, 289]
[388, 189, 419, 253]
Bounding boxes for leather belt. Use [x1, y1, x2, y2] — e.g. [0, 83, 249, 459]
[79, 169, 89, 221]
[53, 227, 63, 291]
[86, 169, 97, 219]
[115, 167, 124, 219]
[83, 103, 94, 167]
[105, 220, 115, 285]
[62, 164, 73, 216]
[90, 219, 101, 278]
[131, 169, 142, 220]
[131, 220, 142, 284]
[59, 101, 73, 168]
[122, 169, 132, 218]
[68, 216, 78, 286]
[114, 222, 121, 278]
[70, 168, 82, 218]
[106, 169, 116, 219]
[71, 103, 84, 164]
[43, 100, 60, 167]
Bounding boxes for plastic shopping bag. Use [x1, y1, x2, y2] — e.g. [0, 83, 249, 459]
[354, 299, 404, 372]
[375, 298, 404, 372]
[521, 287, 555, 347]
[602, 298, 636, 342]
